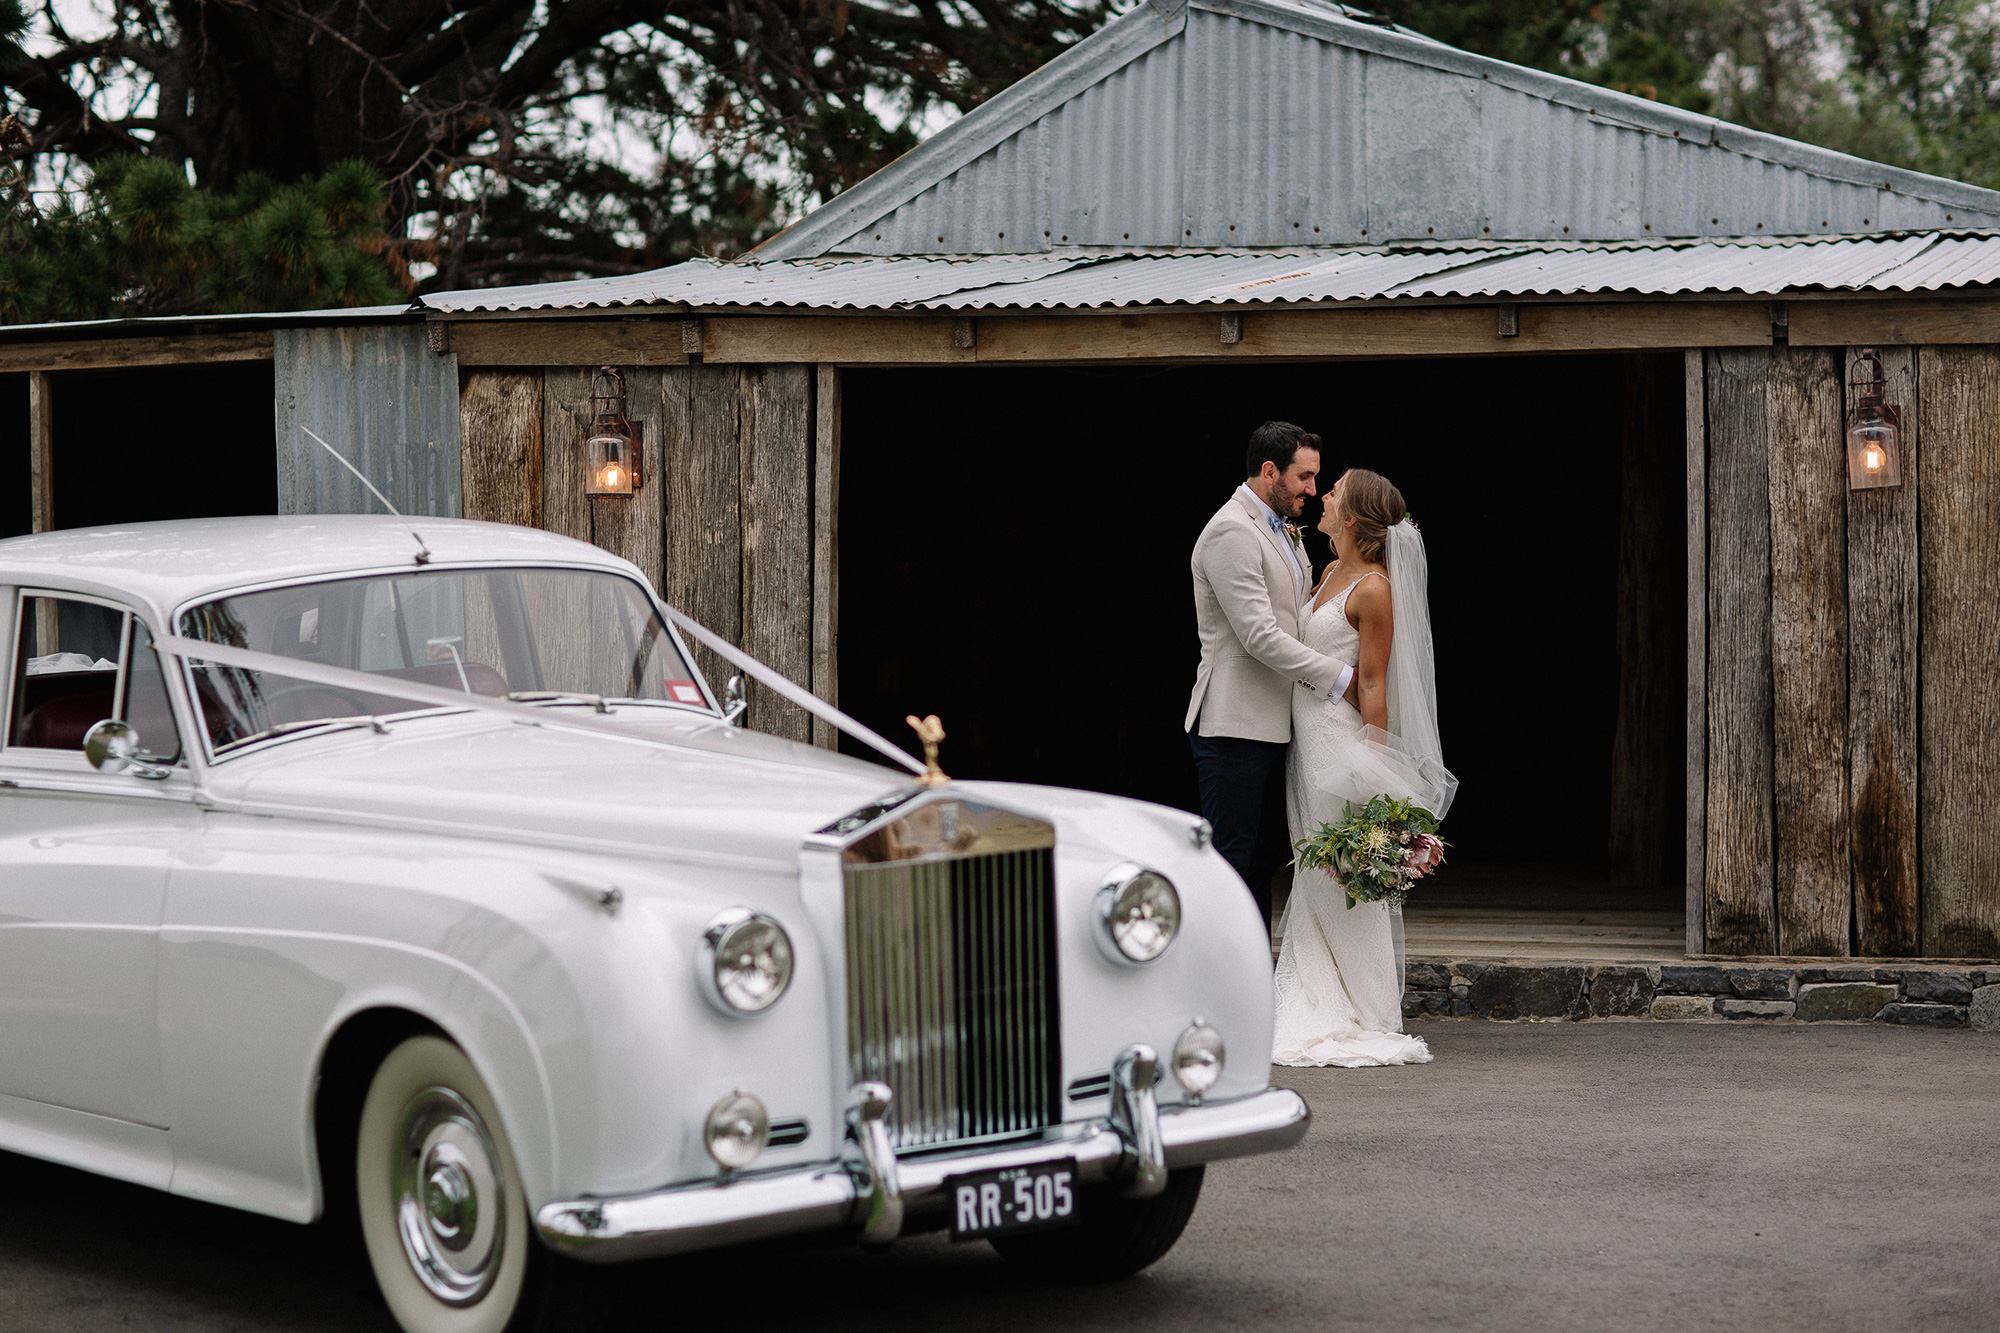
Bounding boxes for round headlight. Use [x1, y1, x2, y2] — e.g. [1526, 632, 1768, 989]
[699, 909, 794, 1014]
[1172, 1019, 1226, 1100]
[704, 1090, 769, 1170]
[1094, 864, 1181, 964]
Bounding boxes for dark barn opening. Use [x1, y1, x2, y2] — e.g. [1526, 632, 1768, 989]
[839, 354, 1686, 911]
[41, 363, 279, 531]
[0, 375, 28, 539]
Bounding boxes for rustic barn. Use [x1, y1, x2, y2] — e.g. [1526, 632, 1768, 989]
[10, 0, 2000, 960]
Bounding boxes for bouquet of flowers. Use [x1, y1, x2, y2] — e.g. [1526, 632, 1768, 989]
[1293, 795, 1447, 908]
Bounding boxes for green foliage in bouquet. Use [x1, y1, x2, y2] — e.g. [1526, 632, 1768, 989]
[1293, 795, 1448, 909]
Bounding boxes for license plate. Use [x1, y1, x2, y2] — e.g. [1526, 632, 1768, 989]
[946, 1159, 1081, 1241]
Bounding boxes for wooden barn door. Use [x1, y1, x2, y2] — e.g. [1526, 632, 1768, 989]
[1690, 344, 2000, 958]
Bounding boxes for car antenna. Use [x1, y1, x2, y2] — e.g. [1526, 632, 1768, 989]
[301, 426, 433, 564]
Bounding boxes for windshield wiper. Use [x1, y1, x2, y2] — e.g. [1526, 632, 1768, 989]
[233, 715, 390, 747]
[507, 691, 612, 714]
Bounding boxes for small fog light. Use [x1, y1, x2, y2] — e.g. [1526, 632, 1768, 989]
[1095, 864, 1181, 964]
[1172, 1020, 1225, 1101]
[704, 1090, 770, 1170]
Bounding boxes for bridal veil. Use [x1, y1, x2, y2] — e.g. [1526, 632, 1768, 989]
[1305, 519, 1458, 819]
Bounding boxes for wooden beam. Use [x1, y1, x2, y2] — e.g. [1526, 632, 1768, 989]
[448, 321, 689, 367]
[1765, 346, 1851, 956]
[740, 365, 814, 742]
[458, 371, 544, 529]
[0, 331, 273, 374]
[812, 364, 841, 751]
[1847, 345, 1920, 957]
[28, 370, 52, 534]
[699, 302, 1776, 365]
[1918, 345, 2000, 958]
[1684, 349, 1707, 957]
[1789, 299, 2000, 349]
[707, 317, 974, 366]
[1705, 347, 1777, 956]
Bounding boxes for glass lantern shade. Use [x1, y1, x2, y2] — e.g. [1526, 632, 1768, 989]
[586, 430, 636, 496]
[1846, 413, 1902, 490]
[1845, 348, 1904, 491]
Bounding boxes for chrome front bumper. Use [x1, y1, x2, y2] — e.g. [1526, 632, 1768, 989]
[536, 1047, 1310, 1264]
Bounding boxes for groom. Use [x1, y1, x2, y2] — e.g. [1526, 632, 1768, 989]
[1187, 421, 1354, 929]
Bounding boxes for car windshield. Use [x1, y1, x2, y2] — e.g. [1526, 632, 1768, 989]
[180, 567, 710, 753]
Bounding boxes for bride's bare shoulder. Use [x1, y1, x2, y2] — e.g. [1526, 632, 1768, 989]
[1347, 568, 1393, 613]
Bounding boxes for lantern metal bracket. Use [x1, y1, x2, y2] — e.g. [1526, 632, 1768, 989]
[585, 366, 642, 496]
[1844, 347, 1904, 491]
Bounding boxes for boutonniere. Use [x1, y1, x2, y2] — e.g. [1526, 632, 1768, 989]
[1282, 521, 1305, 545]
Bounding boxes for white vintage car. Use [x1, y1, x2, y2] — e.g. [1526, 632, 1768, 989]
[0, 516, 1305, 1332]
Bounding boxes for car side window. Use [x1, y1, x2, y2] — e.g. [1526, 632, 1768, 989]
[9, 595, 123, 752]
[7, 595, 183, 764]
[122, 621, 183, 765]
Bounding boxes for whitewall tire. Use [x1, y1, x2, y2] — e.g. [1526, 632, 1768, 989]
[356, 1036, 536, 1333]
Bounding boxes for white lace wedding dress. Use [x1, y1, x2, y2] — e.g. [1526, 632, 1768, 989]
[1271, 574, 1433, 1068]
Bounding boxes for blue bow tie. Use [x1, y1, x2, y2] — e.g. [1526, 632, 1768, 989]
[1269, 514, 1284, 533]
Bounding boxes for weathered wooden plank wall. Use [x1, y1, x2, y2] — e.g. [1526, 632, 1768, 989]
[662, 365, 745, 710]
[459, 372, 544, 528]
[540, 367, 594, 547]
[465, 360, 830, 746]
[1704, 348, 1778, 954]
[740, 366, 816, 742]
[1684, 350, 1708, 954]
[1847, 347, 1919, 956]
[1766, 347, 1850, 956]
[812, 365, 842, 750]
[1918, 346, 2000, 958]
[1694, 342, 2000, 957]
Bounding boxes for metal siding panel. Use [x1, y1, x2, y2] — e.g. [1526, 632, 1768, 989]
[1364, 54, 1480, 242]
[273, 326, 460, 518]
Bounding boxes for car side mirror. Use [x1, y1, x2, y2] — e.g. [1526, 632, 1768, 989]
[722, 675, 749, 727]
[83, 720, 172, 780]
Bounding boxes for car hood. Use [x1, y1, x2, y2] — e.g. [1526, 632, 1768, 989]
[211, 709, 909, 869]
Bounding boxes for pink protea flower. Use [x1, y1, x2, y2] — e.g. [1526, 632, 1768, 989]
[1403, 834, 1445, 876]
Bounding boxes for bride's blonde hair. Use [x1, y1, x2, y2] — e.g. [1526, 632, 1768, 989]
[1335, 468, 1407, 565]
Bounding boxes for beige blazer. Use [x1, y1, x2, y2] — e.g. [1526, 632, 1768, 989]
[1186, 489, 1349, 743]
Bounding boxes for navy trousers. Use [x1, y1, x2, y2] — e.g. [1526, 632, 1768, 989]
[1188, 731, 1289, 930]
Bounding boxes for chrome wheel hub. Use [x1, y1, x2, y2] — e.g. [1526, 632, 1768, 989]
[393, 1087, 506, 1305]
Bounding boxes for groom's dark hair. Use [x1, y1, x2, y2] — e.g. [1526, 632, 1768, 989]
[1245, 421, 1322, 479]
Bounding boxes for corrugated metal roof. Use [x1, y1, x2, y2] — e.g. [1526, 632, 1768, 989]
[0, 305, 416, 343]
[423, 254, 1093, 312]
[416, 234, 2000, 313]
[750, 0, 2000, 260]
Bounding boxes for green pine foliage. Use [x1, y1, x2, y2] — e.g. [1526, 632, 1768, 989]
[0, 158, 403, 323]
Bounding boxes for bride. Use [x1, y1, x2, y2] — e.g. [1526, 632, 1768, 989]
[1272, 468, 1456, 1068]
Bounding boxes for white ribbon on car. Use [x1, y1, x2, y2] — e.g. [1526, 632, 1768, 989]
[152, 624, 928, 778]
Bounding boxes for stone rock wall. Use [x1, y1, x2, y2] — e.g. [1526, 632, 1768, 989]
[1402, 962, 2000, 1028]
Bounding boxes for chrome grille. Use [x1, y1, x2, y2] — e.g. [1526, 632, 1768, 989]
[845, 847, 1060, 1151]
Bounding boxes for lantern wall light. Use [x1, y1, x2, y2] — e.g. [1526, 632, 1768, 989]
[1845, 348, 1903, 491]
[585, 366, 642, 497]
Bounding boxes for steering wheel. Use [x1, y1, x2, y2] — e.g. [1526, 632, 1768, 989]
[263, 683, 373, 718]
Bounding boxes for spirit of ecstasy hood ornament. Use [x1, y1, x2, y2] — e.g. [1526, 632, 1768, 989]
[906, 714, 949, 787]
